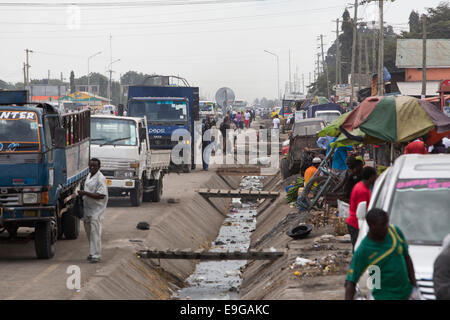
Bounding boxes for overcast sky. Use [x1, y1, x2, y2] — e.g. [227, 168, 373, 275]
[0, 0, 446, 103]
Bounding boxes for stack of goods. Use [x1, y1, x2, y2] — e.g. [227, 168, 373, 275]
[285, 177, 304, 204]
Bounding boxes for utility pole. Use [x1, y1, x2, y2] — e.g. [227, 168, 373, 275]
[378, 0, 384, 96]
[302, 73, 305, 94]
[334, 18, 341, 85]
[358, 34, 362, 93]
[372, 20, 377, 73]
[421, 14, 427, 99]
[25, 49, 33, 85]
[320, 34, 330, 98]
[350, 0, 358, 106]
[289, 49, 292, 93]
[23, 63, 27, 89]
[365, 38, 370, 76]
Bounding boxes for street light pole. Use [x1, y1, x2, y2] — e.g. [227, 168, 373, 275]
[108, 58, 121, 104]
[264, 50, 280, 105]
[87, 51, 102, 106]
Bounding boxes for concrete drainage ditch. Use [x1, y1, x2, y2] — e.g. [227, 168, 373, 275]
[174, 176, 264, 300]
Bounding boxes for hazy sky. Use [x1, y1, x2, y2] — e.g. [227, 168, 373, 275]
[0, 0, 446, 102]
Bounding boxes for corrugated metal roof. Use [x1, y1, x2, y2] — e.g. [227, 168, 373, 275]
[396, 39, 450, 68]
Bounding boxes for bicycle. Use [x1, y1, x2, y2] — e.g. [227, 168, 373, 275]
[298, 146, 342, 211]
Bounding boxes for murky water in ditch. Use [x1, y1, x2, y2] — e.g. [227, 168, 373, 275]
[174, 176, 263, 300]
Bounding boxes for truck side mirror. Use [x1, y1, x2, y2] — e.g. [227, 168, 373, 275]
[54, 128, 66, 148]
[356, 201, 367, 219]
[139, 127, 147, 141]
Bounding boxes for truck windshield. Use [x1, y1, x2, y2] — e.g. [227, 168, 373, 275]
[91, 118, 137, 146]
[200, 103, 214, 112]
[129, 100, 188, 122]
[0, 111, 40, 152]
[316, 112, 341, 123]
[390, 179, 450, 245]
[293, 122, 324, 136]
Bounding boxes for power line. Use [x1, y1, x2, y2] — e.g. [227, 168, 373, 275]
[0, 0, 266, 8]
[0, 4, 346, 27]
[0, 21, 332, 40]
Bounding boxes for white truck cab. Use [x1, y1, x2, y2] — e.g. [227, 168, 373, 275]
[90, 115, 170, 206]
[315, 110, 341, 124]
[355, 154, 450, 300]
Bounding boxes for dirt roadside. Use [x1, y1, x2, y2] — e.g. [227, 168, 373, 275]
[0, 169, 239, 300]
[239, 173, 353, 300]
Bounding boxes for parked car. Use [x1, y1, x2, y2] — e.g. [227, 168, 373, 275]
[355, 154, 450, 300]
[280, 119, 326, 179]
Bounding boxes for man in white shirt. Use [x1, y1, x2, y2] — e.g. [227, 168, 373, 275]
[78, 158, 108, 263]
[244, 110, 251, 128]
[273, 114, 280, 129]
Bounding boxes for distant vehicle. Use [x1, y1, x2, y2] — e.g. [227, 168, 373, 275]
[232, 100, 247, 111]
[0, 90, 90, 259]
[280, 119, 326, 179]
[355, 154, 450, 300]
[127, 83, 199, 173]
[199, 101, 216, 119]
[271, 107, 281, 118]
[100, 104, 117, 114]
[307, 103, 343, 124]
[90, 115, 170, 206]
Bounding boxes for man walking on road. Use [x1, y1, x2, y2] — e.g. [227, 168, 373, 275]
[345, 208, 418, 300]
[272, 114, 280, 131]
[78, 158, 108, 263]
[244, 110, 251, 128]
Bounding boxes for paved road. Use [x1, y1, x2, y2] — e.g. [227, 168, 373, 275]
[0, 170, 213, 300]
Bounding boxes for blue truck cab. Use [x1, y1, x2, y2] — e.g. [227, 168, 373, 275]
[0, 90, 90, 259]
[127, 85, 199, 172]
[307, 103, 343, 124]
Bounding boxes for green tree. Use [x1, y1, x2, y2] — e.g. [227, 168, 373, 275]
[77, 73, 109, 98]
[409, 10, 420, 33]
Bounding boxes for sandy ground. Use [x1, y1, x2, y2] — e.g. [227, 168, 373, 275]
[0, 169, 229, 300]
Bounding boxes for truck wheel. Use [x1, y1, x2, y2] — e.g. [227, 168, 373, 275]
[183, 164, 191, 173]
[62, 211, 80, 240]
[280, 158, 290, 180]
[151, 178, 163, 202]
[35, 221, 56, 259]
[130, 181, 143, 207]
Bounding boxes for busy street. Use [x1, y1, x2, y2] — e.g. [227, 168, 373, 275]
[0, 0, 449, 308]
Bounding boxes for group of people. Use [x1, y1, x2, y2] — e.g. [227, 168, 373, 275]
[299, 132, 450, 300]
[404, 137, 450, 154]
[227, 109, 255, 130]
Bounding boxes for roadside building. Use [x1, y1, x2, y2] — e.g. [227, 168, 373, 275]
[396, 39, 450, 98]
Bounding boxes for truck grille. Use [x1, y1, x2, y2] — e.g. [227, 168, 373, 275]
[417, 277, 435, 300]
[101, 170, 115, 177]
[0, 194, 21, 206]
[150, 137, 177, 148]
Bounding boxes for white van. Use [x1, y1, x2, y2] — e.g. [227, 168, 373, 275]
[355, 154, 450, 300]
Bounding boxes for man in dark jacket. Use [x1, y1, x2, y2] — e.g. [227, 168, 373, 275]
[434, 234, 450, 300]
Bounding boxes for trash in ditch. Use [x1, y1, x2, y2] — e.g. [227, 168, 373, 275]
[136, 222, 150, 230]
[129, 239, 143, 243]
[176, 175, 262, 300]
[291, 252, 352, 278]
[167, 198, 180, 204]
[295, 257, 312, 266]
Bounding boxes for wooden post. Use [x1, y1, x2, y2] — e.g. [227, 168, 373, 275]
[350, 0, 358, 106]
[421, 14, 427, 99]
